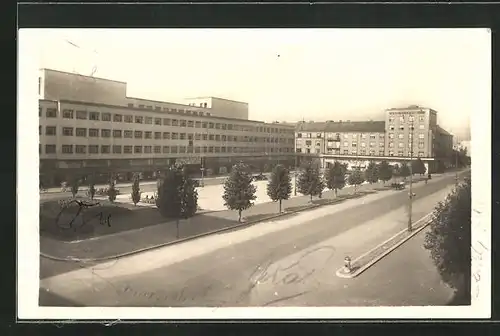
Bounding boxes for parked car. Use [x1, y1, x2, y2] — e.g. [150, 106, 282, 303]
[253, 173, 268, 181]
[391, 182, 405, 190]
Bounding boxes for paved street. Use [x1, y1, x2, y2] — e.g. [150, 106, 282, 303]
[263, 226, 454, 307]
[40, 173, 463, 306]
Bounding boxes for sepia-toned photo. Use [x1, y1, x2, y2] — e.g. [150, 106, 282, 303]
[18, 28, 490, 320]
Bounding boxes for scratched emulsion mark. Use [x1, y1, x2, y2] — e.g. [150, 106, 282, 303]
[245, 246, 336, 305]
[249, 245, 336, 286]
[120, 284, 221, 307]
[55, 199, 111, 231]
[471, 240, 488, 300]
[471, 207, 489, 301]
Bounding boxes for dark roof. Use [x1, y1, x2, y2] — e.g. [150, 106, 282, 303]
[296, 120, 386, 133]
[436, 125, 453, 136]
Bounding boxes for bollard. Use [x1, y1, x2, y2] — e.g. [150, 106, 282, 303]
[344, 256, 352, 273]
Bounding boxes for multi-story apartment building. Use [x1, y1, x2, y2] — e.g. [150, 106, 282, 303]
[385, 105, 437, 158]
[38, 69, 295, 186]
[294, 106, 453, 173]
[296, 120, 386, 156]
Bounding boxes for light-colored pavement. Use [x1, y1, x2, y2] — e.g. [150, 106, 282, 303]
[118, 180, 369, 211]
[40, 175, 460, 306]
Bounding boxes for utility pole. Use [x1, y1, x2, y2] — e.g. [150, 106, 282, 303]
[408, 118, 415, 232]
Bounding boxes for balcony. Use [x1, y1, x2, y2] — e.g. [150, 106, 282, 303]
[327, 137, 341, 142]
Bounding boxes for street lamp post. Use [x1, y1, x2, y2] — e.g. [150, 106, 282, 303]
[408, 120, 415, 232]
[200, 126, 208, 187]
[294, 154, 298, 196]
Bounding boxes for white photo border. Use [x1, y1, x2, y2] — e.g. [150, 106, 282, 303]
[17, 28, 491, 320]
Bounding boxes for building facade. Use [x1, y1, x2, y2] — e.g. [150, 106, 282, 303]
[38, 69, 295, 186]
[294, 106, 454, 173]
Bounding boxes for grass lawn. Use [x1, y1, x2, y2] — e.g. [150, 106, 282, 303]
[39, 197, 175, 241]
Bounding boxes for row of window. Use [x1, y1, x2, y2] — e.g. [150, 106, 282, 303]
[126, 103, 210, 115]
[388, 151, 426, 157]
[388, 115, 426, 123]
[388, 133, 425, 139]
[389, 124, 425, 131]
[299, 140, 425, 149]
[301, 140, 386, 148]
[388, 142, 426, 149]
[297, 133, 385, 139]
[39, 108, 293, 134]
[40, 144, 294, 155]
[39, 126, 293, 143]
[296, 148, 426, 157]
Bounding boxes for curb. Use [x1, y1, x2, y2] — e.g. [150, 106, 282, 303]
[335, 212, 433, 279]
[39, 193, 371, 263]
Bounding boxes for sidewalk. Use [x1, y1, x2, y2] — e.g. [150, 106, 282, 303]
[40, 172, 453, 261]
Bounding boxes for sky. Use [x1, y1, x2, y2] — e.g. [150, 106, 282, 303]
[33, 28, 490, 140]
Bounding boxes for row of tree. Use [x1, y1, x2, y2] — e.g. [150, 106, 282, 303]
[219, 158, 428, 221]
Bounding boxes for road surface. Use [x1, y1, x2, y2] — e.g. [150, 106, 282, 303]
[40, 172, 465, 306]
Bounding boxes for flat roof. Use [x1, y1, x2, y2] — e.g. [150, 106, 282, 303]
[126, 96, 209, 110]
[40, 68, 128, 85]
[186, 97, 248, 105]
[53, 99, 294, 128]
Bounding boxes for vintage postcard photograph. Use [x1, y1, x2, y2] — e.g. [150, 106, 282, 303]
[17, 28, 490, 320]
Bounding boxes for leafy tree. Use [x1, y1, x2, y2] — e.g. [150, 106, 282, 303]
[377, 160, 393, 185]
[156, 166, 183, 237]
[156, 165, 199, 238]
[87, 175, 96, 200]
[180, 175, 198, 219]
[392, 164, 401, 182]
[325, 161, 347, 197]
[364, 161, 379, 184]
[400, 162, 411, 180]
[70, 177, 79, 198]
[107, 177, 118, 203]
[411, 158, 427, 176]
[222, 162, 257, 222]
[266, 164, 292, 213]
[424, 177, 471, 304]
[131, 173, 141, 206]
[297, 161, 324, 202]
[348, 168, 365, 193]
